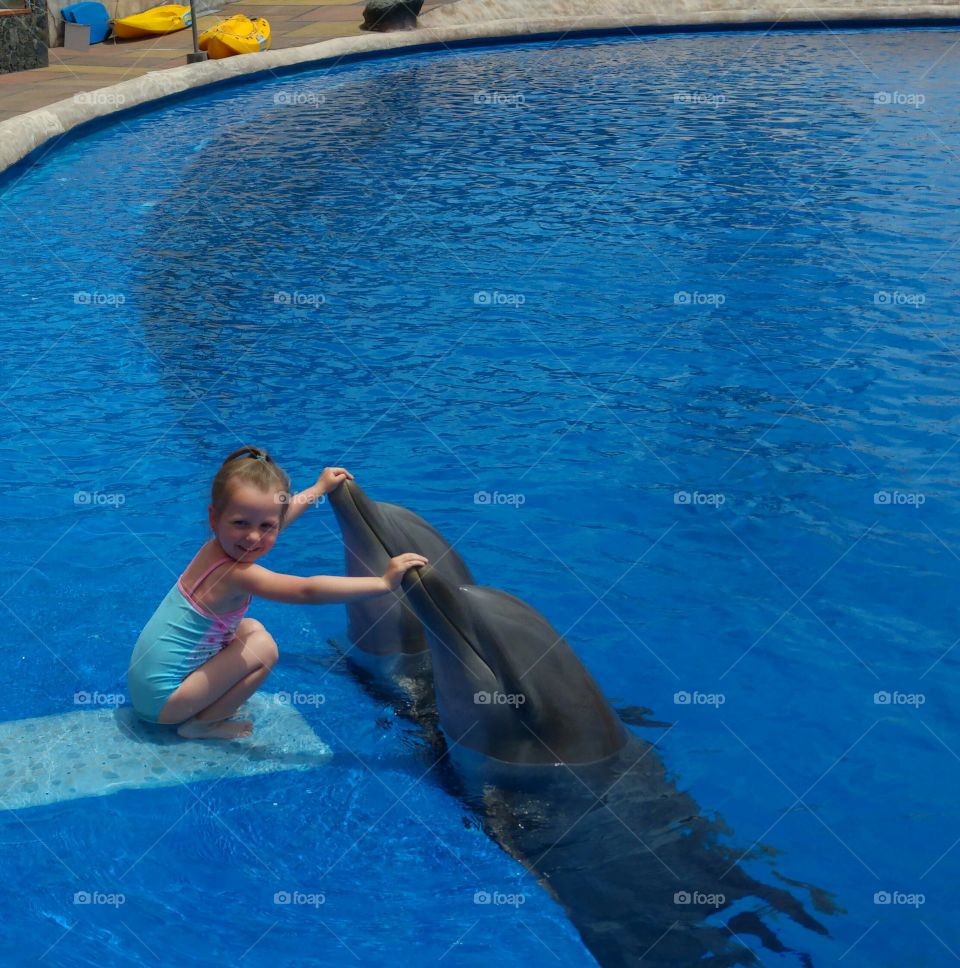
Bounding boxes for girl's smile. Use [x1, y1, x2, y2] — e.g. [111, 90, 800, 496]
[209, 483, 285, 562]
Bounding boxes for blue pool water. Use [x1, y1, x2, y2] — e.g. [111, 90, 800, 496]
[1, 24, 959, 967]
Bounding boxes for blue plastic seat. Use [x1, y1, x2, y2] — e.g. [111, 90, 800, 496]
[61, 1, 110, 44]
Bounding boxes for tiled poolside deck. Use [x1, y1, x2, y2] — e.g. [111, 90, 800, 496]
[0, 0, 448, 122]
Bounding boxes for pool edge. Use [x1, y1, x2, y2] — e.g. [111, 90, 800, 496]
[1, 6, 959, 182]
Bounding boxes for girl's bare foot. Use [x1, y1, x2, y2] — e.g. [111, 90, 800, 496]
[177, 718, 253, 740]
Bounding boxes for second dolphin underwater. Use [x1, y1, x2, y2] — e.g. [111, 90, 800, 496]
[328, 481, 835, 967]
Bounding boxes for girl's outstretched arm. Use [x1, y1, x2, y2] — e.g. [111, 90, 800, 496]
[282, 467, 354, 530]
[231, 553, 427, 605]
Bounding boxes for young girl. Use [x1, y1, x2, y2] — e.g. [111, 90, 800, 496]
[127, 446, 427, 740]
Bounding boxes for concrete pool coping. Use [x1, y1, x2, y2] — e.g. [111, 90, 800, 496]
[2, 4, 959, 180]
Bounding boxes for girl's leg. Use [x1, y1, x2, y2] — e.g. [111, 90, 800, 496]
[176, 665, 272, 738]
[193, 664, 271, 723]
[157, 618, 279, 738]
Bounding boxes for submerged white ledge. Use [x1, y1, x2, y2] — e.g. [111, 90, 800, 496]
[0, 692, 330, 811]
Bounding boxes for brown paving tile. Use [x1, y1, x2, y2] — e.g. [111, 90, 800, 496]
[110, 50, 189, 60]
[25, 82, 106, 93]
[47, 67, 131, 77]
[237, 5, 309, 15]
[0, 70, 60, 84]
[280, 20, 360, 39]
[289, 4, 363, 21]
[0, 0, 368, 123]
[3, 95, 62, 108]
[51, 52, 141, 69]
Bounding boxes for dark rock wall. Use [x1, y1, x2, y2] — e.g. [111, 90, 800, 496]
[0, 0, 48, 74]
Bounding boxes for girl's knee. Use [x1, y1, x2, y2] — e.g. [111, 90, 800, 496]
[231, 618, 278, 669]
[257, 634, 279, 670]
[237, 617, 265, 637]
[246, 628, 279, 669]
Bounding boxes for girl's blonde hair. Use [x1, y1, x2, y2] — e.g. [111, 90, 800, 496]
[211, 446, 292, 522]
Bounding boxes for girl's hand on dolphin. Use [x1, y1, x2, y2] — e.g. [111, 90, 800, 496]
[382, 553, 428, 591]
[316, 467, 354, 494]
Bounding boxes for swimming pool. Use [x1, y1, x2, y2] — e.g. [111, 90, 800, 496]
[1, 24, 958, 966]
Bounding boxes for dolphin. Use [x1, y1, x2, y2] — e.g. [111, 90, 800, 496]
[327, 480, 474, 689]
[328, 485, 834, 965]
[397, 565, 834, 967]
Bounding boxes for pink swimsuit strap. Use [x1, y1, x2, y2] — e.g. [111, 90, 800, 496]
[187, 554, 235, 597]
[179, 547, 251, 620]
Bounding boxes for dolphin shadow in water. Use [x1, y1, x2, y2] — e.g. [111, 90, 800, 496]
[329, 481, 836, 966]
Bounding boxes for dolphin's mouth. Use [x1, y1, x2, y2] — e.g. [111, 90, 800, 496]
[338, 482, 392, 568]
[405, 567, 495, 681]
[339, 481, 493, 677]
[340, 482, 378, 542]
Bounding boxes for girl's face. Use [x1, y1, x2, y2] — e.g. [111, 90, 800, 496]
[209, 484, 285, 562]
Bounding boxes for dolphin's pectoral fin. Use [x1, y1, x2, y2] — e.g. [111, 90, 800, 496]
[774, 871, 846, 917]
[615, 704, 673, 728]
[721, 862, 831, 939]
[724, 910, 818, 967]
[726, 910, 792, 956]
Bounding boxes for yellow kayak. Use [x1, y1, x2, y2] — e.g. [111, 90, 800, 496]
[197, 13, 245, 49]
[112, 4, 192, 38]
[199, 14, 270, 58]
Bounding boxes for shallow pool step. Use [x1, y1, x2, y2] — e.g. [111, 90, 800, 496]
[0, 693, 331, 811]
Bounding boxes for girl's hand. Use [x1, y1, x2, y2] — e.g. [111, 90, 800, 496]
[382, 553, 428, 591]
[316, 467, 354, 494]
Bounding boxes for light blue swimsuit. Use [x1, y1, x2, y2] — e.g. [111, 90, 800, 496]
[127, 548, 251, 723]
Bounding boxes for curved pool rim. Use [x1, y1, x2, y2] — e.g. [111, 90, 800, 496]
[2, 6, 960, 184]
